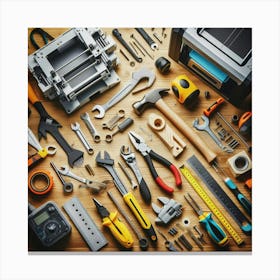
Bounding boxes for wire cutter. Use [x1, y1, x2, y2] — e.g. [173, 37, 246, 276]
[128, 131, 182, 194]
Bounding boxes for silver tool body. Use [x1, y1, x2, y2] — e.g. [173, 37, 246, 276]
[28, 127, 57, 155]
[92, 68, 155, 119]
[50, 161, 73, 193]
[71, 122, 94, 155]
[193, 115, 233, 153]
[80, 112, 101, 143]
[63, 197, 108, 251]
[118, 161, 138, 190]
[102, 109, 125, 130]
[58, 165, 106, 191]
[157, 230, 178, 252]
[28, 28, 120, 114]
[120, 145, 152, 204]
[105, 118, 134, 143]
[152, 197, 182, 225]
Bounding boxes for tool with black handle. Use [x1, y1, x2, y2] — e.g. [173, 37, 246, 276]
[96, 151, 157, 244]
[128, 131, 182, 194]
[135, 28, 158, 50]
[112, 29, 142, 63]
[120, 145, 152, 204]
[28, 83, 84, 167]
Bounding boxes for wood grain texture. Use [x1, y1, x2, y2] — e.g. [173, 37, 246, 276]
[28, 28, 252, 253]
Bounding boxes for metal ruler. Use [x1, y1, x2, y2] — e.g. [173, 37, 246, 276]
[187, 155, 252, 234]
[63, 197, 108, 251]
[179, 164, 244, 245]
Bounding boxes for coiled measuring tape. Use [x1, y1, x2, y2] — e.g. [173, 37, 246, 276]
[179, 165, 244, 246]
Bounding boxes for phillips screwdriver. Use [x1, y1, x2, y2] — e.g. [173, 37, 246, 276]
[184, 193, 228, 247]
[212, 162, 252, 216]
[92, 198, 134, 249]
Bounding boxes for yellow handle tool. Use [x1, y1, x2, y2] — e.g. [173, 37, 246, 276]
[123, 192, 155, 239]
[93, 198, 134, 249]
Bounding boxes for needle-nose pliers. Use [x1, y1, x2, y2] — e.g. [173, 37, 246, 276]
[128, 131, 182, 194]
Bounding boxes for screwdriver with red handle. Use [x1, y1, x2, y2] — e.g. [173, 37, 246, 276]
[128, 131, 182, 194]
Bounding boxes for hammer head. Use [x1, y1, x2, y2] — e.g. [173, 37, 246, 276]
[132, 88, 169, 115]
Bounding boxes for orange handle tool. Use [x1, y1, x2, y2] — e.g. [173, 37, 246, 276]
[203, 98, 225, 117]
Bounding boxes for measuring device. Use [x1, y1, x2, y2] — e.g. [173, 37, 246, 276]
[179, 164, 244, 245]
[187, 155, 251, 234]
[28, 201, 71, 247]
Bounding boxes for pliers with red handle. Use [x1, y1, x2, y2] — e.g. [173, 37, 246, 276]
[128, 131, 182, 194]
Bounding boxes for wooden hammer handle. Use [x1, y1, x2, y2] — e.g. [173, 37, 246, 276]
[155, 99, 217, 163]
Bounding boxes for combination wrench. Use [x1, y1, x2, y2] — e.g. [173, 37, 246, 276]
[80, 112, 101, 143]
[58, 165, 107, 192]
[193, 115, 233, 153]
[71, 122, 94, 155]
[92, 68, 155, 119]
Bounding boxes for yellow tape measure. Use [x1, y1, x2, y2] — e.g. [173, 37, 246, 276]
[180, 165, 244, 245]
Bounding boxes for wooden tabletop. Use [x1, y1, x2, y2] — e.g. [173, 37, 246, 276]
[28, 28, 252, 253]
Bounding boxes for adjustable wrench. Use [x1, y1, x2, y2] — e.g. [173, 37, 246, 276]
[193, 115, 233, 153]
[92, 68, 155, 119]
[120, 145, 151, 204]
[80, 112, 101, 143]
[71, 122, 94, 155]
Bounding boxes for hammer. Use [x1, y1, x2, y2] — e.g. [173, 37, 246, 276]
[132, 88, 217, 163]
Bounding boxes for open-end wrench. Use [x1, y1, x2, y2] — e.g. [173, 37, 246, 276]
[102, 109, 125, 130]
[50, 161, 73, 193]
[71, 122, 94, 155]
[92, 68, 155, 119]
[58, 165, 106, 192]
[193, 115, 233, 153]
[80, 112, 101, 143]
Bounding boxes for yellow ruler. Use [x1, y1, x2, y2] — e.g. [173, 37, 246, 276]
[180, 165, 244, 246]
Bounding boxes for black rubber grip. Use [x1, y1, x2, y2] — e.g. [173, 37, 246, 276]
[135, 28, 155, 47]
[139, 178, 152, 204]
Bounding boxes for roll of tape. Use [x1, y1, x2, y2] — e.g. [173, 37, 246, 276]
[227, 150, 252, 177]
[28, 170, 53, 195]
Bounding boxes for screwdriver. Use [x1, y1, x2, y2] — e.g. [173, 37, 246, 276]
[184, 193, 228, 247]
[92, 198, 134, 249]
[212, 162, 252, 216]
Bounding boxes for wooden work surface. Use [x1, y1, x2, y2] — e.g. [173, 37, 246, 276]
[28, 28, 252, 253]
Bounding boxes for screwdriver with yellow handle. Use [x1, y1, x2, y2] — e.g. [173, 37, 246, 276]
[184, 193, 228, 247]
[96, 151, 157, 244]
[92, 198, 134, 249]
